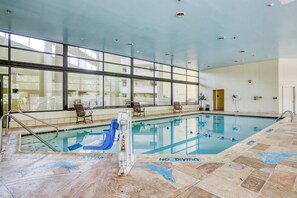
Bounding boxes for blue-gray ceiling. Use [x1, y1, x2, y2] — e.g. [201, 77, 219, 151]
[0, 0, 297, 70]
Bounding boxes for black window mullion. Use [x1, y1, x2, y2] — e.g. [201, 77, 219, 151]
[131, 58, 134, 105]
[102, 52, 105, 108]
[63, 44, 68, 110]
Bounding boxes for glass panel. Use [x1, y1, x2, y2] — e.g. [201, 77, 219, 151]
[0, 66, 8, 74]
[155, 81, 171, 105]
[173, 83, 186, 104]
[134, 59, 154, 69]
[133, 79, 154, 105]
[68, 57, 102, 71]
[156, 64, 171, 72]
[11, 68, 63, 111]
[104, 63, 130, 74]
[187, 76, 198, 83]
[187, 84, 198, 104]
[173, 67, 186, 75]
[2, 76, 9, 126]
[11, 34, 63, 54]
[155, 71, 171, 79]
[104, 53, 130, 65]
[11, 49, 63, 66]
[134, 67, 154, 77]
[187, 70, 198, 77]
[173, 74, 186, 81]
[0, 32, 9, 45]
[0, 47, 8, 60]
[104, 76, 131, 106]
[68, 73, 103, 109]
[68, 46, 103, 61]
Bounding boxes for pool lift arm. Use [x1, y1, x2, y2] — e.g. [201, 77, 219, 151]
[117, 111, 135, 176]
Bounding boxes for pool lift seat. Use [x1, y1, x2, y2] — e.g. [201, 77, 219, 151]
[67, 119, 119, 151]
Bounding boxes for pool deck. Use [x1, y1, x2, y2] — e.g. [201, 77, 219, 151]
[1, 111, 297, 198]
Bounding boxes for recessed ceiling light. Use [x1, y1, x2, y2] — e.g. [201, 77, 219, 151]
[6, 9, 11, 14]
[176, 12, 186, 18]
[217, 36, 225, 40]
[267, 3, 274, 7]
[115, 39, 118, 42]
[127, 42, 133, 46]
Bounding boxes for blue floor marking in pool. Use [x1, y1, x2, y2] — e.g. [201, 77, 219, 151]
[258, 152, 297, 164]
[247, 140, 256, 145]
[135, 164, 175, 183]
[159, 157, 200, 162]
[17, 161, 77, 177]
[45, 162, 77, 170]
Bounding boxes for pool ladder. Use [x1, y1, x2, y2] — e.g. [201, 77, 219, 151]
[0, 110, 59, 152]
[276, 110, 294, 122]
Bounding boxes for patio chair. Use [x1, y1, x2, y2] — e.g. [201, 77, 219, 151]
[133, 102, 145, 117]
[74, 104, 93, 124]
[173, 102, 182, 113]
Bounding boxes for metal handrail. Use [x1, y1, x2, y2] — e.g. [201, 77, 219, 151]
[5, 109, 59, 138]
[0, 113, 58, 152]
[276, 110, 294, 122]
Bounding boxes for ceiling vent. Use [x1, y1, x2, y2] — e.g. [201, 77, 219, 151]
[176, 12, 186, 18]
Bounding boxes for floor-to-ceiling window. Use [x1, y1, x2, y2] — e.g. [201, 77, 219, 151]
[11, 68, 63, 111]
[0, 32, 9, 60]
[0, 31, 199, 112]
[10, 34, 63, 66]
[67, 73, 103, 109]
[173, 83, 187, 104]
[68, 46, 103, 71]
[133, 79, 154, 105]
[104, 76, 131, 107]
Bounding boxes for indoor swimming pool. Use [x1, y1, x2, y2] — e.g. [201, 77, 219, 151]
[20, 114, 276, 154]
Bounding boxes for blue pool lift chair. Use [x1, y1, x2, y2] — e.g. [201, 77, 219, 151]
[67, 119, 119, 151]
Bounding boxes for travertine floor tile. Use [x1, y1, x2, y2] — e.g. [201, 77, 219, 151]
[241, 176, 265, 193]
[259, 182, 297, 198]
[252, 143, 270, 151]
[268, 170, 297, 190]
[232, 156, 276, 169]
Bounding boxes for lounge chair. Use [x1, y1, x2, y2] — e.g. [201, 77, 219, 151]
[133, 102, 145, 117]
[173, 102, 182, 113]
[74, 104, 93, 124]
[67, 119, 119, 151]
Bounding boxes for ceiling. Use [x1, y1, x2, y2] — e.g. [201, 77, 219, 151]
[0, 0, 297, 71]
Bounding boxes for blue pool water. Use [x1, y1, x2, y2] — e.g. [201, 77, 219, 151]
[21, 114, 276, 154]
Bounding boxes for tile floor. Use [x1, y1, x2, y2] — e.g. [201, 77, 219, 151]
[0, 111, 297, 198]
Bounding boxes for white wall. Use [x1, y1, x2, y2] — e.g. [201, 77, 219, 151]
[199, 60, 279, 113]
[278, 59, 297, 113]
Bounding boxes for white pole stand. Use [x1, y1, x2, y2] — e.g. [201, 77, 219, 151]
[117, 111, 135, 176]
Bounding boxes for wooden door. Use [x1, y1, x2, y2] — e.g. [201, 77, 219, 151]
[213, 89, 224, 111]
[217, 89, 224, 110]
